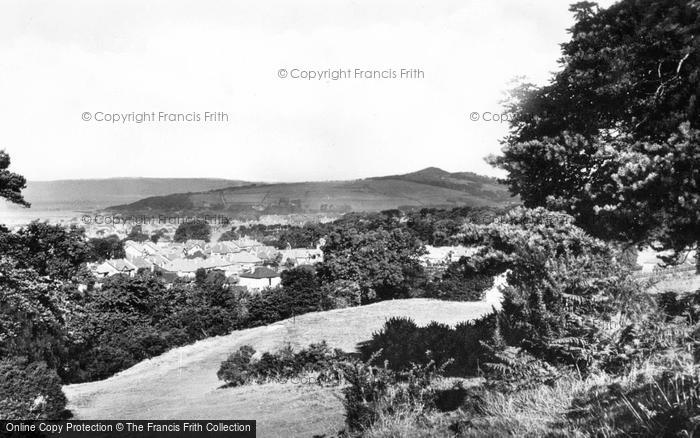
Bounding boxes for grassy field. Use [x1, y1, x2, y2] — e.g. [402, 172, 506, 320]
[647, 272, 700, 294]
[63, 299, 495, 438]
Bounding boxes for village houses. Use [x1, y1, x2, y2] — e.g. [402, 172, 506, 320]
[91, 236, 324, 292]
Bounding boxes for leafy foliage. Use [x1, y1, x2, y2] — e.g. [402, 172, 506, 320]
[273, 223, 328, 249]
[0, 150, 29, 207]
[358, 316, 496, 377]
[0, 258, 67, 370]
[360, 208, 666, 397]
[149, 228, 168, 243]
[87, 234, 125, 261]
[318, 227, 426, 302]
[570, 370, 700, 437]
[173, 220, 211, 242]
[658, 289, 700, 323]
[479, 343, 560, 392]
[64, 272, 249, 382]
[423, 258, 494, 301]
[340, 355, 446, 433]
[245, 271, 327, 327]
[492, 0, 700, 259]
[0, 222, 90, 281]
[0, 358, 68, 420]
[217, 342, 348, 387]
[461, 207, 644, 373]
[126, 225, 149, 242]
[218, 228, 240, 242]
[404, 207, 502, 245]
[319, 280, 363, 309]
[280, 265, 324, 308]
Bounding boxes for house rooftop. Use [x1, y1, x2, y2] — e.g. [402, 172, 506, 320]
[239, 266, 280, 279]
[95, 258, 136, 274]
[185, 239, 207, 249]
[129, 257, 152, 269]
[232, 237, 263, 248]
[280, 248, 322, 257]
[161, 256, 236, 273]
[228, 252, 262, 264]
[209, 241, 241, 254]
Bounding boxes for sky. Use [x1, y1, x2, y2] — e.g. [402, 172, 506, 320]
[0, 0, 617, 182]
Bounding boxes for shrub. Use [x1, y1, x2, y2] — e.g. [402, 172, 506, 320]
[569, 370, 700, 437]
[658, 289, 700, 323]
[358, 316, 497, 377]
[479, 343, 560, 391]
[340, 356, 442, 433]
[0, 359, 69, 420]
[459, 208, 652, 375]
[217, 345, 256, 386]
[320, 280, 362, 309]
[217, 342, 349, 387]
[423, 261, 494, 301]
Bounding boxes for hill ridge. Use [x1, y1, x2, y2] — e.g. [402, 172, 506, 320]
[108, 167, 515, 214]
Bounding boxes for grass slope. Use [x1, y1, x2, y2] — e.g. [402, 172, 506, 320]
[63, 299, 495, 437]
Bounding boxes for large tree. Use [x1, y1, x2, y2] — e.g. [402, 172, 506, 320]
[0, 150, 29, 207]
[0, 259, 67, 370]
[174, 220, 211, 243]
[317, 227, 426, 301]
[491, 0, 700, 266]
[5, 222, 90, 280]
[88, 234, 126, 261]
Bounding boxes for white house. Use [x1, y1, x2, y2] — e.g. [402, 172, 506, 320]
[232, 237, 264, 250]
[144, 253, 171, 268]
[226, 251, 263, 271]
[129, 256, 154, 272]
[123, 241, 147, 260]
[249, 245, 281, 263]
[208, 241, 241, 256]
[420, 245, 481, 266]
[279, 248, 323, 267]
[159, 255, 241, 278]
[94, 259, 137, 277]
[184, 239, 208, 257]
[141, 241, 162, 255]
[238, 267, 281, 291]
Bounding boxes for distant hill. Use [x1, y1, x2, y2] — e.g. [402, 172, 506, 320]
[17, 178, 249, 211]
[108, 168, 515, 215]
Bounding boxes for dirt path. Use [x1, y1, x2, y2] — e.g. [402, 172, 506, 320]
[64, 299, 494, 437]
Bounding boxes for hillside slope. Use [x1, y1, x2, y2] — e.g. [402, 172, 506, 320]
[63, 299, 495, 437]
[108, 168, 515, 214]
